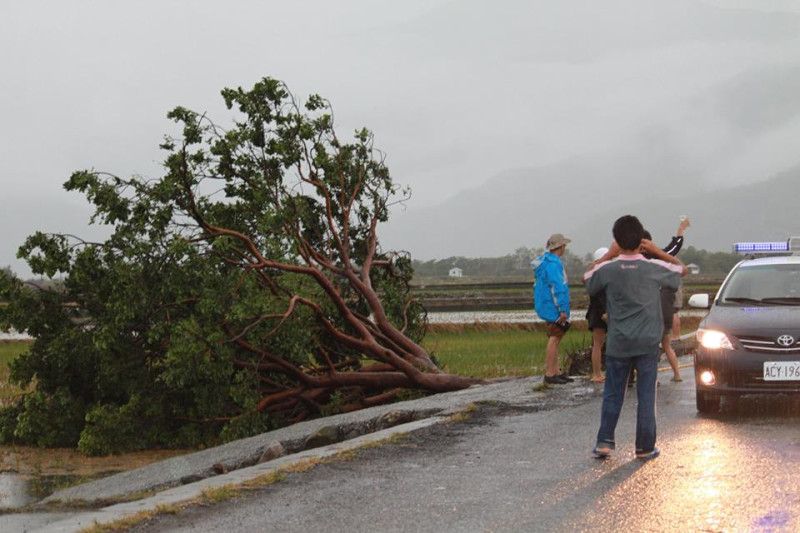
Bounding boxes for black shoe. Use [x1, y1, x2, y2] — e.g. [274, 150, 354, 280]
[558, 372, 575, 382]
[544, 374, 568, 384]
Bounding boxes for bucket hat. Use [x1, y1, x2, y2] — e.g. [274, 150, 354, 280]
[546, 233, 571, 251]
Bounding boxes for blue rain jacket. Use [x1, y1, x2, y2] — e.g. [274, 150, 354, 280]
[532, 252, 570, 323]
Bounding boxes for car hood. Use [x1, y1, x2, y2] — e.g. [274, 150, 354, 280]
[702, 305, 800, 335]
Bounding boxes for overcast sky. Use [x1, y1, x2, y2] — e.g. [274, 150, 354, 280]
[3, 0, 800, 276]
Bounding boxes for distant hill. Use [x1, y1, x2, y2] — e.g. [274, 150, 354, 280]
[381, 163, 800, 259]
[571, 165, 800, 254]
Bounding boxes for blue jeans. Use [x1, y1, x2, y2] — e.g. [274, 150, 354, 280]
[596, 351, 659, 454]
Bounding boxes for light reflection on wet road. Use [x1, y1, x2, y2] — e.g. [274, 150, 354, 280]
[565, 385, 800, 532]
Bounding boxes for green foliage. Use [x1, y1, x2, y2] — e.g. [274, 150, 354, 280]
[0, 402, 23, 444]
[13, 389, 85, 447]
[0, 77, 424, 454]
[78, 404, 141, 456]
[77, 395, 173, 456]
[219, 411, 272, 444]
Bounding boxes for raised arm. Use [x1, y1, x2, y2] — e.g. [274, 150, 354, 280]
[663, 217, 691, 255]
[677, 216, 690, 237]
[641, 239, 688, 276]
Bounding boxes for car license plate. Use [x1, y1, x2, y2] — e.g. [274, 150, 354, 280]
[763, 361, 800, 380]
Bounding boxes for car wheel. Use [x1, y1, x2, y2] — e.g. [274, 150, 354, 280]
[696, 390, 721, 414]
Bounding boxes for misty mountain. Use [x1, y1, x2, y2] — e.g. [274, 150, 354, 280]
[571, 165, 800, 255]
[381, 163, 800, 260]
[381, 152, 685, 258]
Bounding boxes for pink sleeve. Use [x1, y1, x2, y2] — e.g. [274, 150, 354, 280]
[583, 260, 613, 282]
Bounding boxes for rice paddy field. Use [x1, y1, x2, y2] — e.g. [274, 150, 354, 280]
[424, 316, 702, 379]
[0, 341, 30, 405]
[422, 323, 591, 379]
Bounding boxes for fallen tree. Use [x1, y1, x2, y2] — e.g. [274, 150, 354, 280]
[0, 78, 481, 455]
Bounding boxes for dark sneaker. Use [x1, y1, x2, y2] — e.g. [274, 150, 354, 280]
[544, 374, 568, 384]
[558, 372, 575, 382]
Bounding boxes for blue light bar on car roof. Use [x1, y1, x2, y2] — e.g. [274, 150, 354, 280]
[733, 241, 790, 253]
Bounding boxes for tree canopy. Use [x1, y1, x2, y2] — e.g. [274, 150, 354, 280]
[0, 78, 479, 455]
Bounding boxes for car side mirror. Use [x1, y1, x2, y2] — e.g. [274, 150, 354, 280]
[688, 293, 710, 309]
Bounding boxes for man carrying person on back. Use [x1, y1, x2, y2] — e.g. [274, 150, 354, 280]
[584, 215, 686, 460]
[594, 222, 688, 385]
[533, 233, 573, 385]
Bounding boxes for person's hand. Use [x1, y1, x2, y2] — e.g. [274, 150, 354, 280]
[678, 217, 691, 234]
[557, 312, 567, 325]
[640, 239, 658, 255]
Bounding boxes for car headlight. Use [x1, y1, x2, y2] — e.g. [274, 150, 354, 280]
[697, 328, 734, 350]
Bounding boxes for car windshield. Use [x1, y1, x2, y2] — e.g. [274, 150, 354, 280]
[719, 263, 800, 306]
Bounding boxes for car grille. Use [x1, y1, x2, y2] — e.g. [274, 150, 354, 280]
[735, 334, 800, 354]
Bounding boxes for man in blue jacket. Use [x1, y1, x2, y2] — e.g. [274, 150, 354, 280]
[533, 233, 572, 385]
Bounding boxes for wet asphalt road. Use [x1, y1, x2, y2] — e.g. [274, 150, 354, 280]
[129, 377, 800, 533]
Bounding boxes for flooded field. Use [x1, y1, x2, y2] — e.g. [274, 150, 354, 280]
[0, 446, 190, 508]
[428, 309, 707, 324]
[0, 330, 29, 341]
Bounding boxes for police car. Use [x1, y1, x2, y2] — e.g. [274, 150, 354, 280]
[690, 239, 800, 413]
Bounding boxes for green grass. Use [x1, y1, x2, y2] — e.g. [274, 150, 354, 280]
[422, 328, 591, 379]
[0, 341, 30, 403]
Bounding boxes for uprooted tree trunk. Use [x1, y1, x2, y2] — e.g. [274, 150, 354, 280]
[166, 80, 482, 422]
[162, 78, 487, 425]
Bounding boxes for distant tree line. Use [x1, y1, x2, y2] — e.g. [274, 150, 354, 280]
[412, 247, 591, 281]
[412, 246, 742, 280]
[675, 246, 742, 275]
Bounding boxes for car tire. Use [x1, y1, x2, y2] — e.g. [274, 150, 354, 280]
[696, 390, 721, 414]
